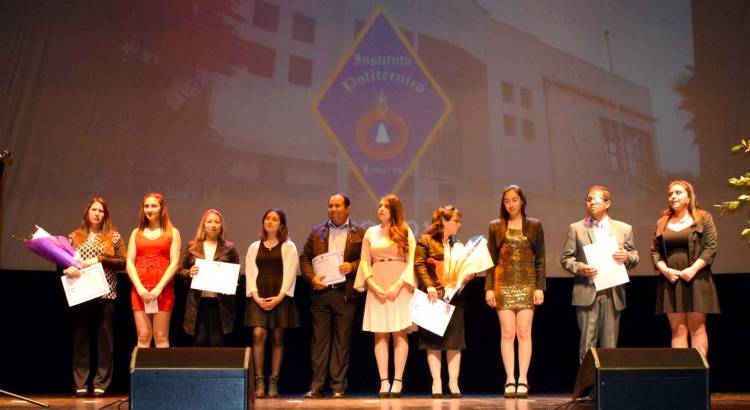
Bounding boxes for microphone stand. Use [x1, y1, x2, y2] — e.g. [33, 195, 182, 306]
[0, 149, 47, 407]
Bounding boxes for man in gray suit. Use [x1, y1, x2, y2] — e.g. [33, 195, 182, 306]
[560, 186, 639, 363]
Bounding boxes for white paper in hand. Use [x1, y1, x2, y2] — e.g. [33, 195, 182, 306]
[582, 236, 629, 291]
[410, 288, 455, 336]
[61, 262, 110, 307]
[191, 258, 241, 295]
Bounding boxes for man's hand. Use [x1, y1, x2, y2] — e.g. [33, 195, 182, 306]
[612, 249, 628, 264]
[339, 262, 353, 275]
[581, 263, 598, 278]
[310, 275, 327, 290]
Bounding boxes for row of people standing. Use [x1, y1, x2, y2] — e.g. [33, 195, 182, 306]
[61, 179, 718, 398]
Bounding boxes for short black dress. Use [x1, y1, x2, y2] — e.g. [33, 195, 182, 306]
[655, 226, 720, 314]
[244, 243, 300, 328]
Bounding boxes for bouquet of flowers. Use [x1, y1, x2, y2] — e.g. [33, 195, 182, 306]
[442, 235, 494, 302]
[20, 225, 82, 268]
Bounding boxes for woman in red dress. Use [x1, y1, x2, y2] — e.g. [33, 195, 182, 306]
[126, 193, 182, 347]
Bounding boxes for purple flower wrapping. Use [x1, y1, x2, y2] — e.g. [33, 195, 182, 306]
[25, 235, 82, 268]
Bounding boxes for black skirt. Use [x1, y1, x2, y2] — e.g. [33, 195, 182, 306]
[418, 304, 466, 351]
[244, 296, 300, 328]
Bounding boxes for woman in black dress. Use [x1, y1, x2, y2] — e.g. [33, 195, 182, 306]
[651, 180, 719, 356]
[415, 205, 472, 398]
[244, 208, 300, 398]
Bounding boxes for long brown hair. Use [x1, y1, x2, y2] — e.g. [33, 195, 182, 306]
[381, 194, 409, 257]
[138, 192, 173, 237]
[193, 208, 225, 244]
[662, 180, 703, 221]
[424, 205, 461, 242]
[258, 208, 289, 243]
[71, 196, 117, 253]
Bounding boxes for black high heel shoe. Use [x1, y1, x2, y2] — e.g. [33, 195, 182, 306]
[378, 379, 390, 398]
[389, 378, 403, 398]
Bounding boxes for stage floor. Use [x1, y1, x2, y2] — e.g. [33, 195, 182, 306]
[1, 393, 749, 409]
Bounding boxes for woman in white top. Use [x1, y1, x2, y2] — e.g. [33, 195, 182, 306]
[244, 208, 299, 398]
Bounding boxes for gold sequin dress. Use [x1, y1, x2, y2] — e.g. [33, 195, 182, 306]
[493, 228, 536, 309]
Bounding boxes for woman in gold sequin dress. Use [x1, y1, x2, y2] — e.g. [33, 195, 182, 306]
[485, 185, 545, 399]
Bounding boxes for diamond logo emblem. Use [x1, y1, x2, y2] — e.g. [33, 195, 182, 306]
[313, 6, 453, 199]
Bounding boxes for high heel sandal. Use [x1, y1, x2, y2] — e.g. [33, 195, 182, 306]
[516, 382, 529, 399]
[378, 379, 390, 398]
[389, 378, 402, 398]
[503, 382, 516, 398]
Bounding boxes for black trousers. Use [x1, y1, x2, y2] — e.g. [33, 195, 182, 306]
[71, 298, 114, 391]
[194, 298, 225, 347]
[309, 288, 356, 393]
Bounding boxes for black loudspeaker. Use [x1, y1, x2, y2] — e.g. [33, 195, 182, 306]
[573, 348, 709, 410]
[130, 347, 253, 410]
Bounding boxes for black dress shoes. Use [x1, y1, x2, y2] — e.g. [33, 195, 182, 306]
[304, 390, 324, 398]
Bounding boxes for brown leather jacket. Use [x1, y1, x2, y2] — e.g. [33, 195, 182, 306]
[299, 221, 365, 300]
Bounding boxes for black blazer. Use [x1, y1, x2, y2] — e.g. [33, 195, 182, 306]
[179, 239, 240, 336]
[484, 217, 546, 291]
[299, 221, 365, 300]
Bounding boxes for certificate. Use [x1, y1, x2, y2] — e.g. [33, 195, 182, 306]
[583, 237, 630, 291]
[410, 288, 455, 337]
[312, 251, 345, 286]
[144, 298, 159, 314]
[60, 262, 110, 307]
[191, 258, 241, 295]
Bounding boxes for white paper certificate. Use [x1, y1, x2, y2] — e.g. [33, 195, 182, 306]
[410, 288, 455, 337]
[61, 263, 110, 307]
[583, 237, 630, 291]
[144, 298, 159, 314]
[312, 251, 345, 286]
[191, 258, 241, 295]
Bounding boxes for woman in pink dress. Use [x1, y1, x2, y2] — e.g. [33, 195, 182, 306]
[126, 193, 182, 347]
[354, 194, 416, 398]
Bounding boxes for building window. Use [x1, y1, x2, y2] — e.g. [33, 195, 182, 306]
[503, 114, 517, 137]
[600, 118, 621, 171]
[247, 40, 275, 78]
[501, 81, 514, 104]
[292, 12, 316, 44]
[520, 87, 532, 109]
[253, 0, 280, 34]
[522, 119, 535, 140]
[623, 125, 654, 178]
[288, 55, 313, 87]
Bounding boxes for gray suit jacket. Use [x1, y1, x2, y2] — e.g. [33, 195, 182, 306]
[560, 217, 639, 310]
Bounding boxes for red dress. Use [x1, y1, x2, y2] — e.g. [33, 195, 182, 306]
[130, 231, 174, 311]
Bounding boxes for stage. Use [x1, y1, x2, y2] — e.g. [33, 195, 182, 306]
[1, 393, 749, 410]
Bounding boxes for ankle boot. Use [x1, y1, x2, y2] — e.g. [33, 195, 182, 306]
[255, 376, 266, 398]
[267, 376, 279, 397]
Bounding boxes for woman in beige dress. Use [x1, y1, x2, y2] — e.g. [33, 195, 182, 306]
[355, 194, 416, 398]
